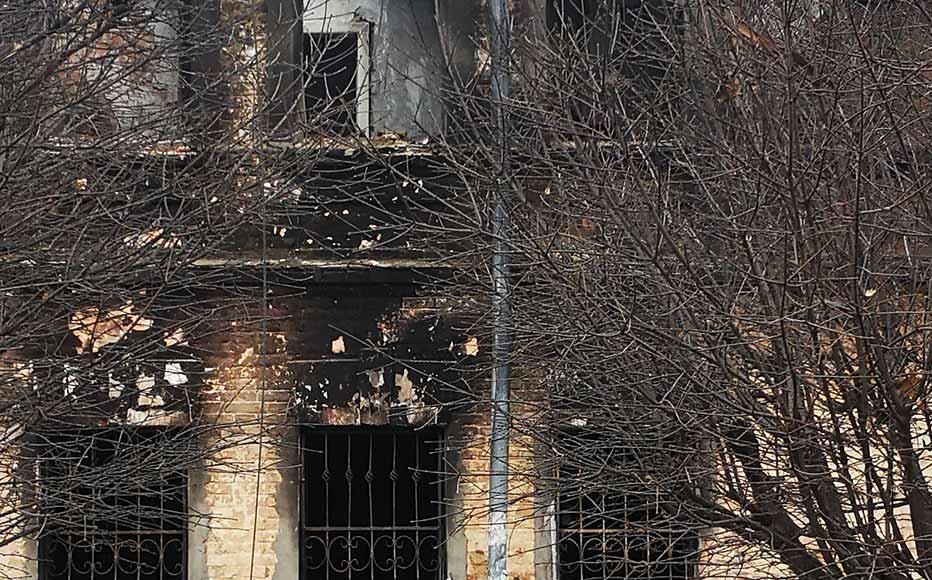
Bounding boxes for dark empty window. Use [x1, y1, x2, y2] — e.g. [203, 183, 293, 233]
[38, 429, 187, 580]
[556, 434, 697, 580]
[302, 428, 444, 580]
[546, 0, 678, 76]
[547, 0, 597, 35]
[304, 32, 360, 134]
[547, 0, 677, 34]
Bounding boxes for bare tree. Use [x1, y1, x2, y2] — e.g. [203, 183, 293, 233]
[10, 0, 932, 578]
[0, 1, 328, 576]
[427, 0, 932, 578]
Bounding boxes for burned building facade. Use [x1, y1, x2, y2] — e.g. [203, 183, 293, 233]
[0, 2, 699, 580]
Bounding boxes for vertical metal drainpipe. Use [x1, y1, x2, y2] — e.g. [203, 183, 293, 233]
[488, 0, 511, 579]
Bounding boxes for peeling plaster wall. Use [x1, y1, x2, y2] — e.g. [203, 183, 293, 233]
[53, 299, 202, 426]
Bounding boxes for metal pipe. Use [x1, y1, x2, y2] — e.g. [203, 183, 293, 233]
[487, 0, 512, 578]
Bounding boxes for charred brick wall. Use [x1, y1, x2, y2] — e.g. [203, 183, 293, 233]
[0, 283, 545, 580]
[178, 275, 547, 580]
[189, 301, 298, 580]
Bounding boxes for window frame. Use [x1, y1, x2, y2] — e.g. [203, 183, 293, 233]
[299, 426, 446, 580]
[36, 427, 188, 580]
[550, 427, 698, 580]
[300, 17, 372, 136]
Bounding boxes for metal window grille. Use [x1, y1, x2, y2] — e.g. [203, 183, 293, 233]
[38, 429, 187, 580]
[555, 434, 697, 580]
[301, 428, 444, 580]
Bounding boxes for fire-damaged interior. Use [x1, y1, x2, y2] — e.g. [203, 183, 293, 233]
[36, 428, 187, 580]
[301, 428, 445, 580]
[223, 154, 462, 262]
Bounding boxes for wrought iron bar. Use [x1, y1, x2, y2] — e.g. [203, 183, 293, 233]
[302, 429, 443, 580]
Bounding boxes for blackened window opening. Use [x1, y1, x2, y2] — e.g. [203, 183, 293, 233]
[546, 0, 676, 34]
[547, 0, 596, 35]
[302, 429, 444, 580]
[545, 0, 678, 77]
[556, 433, 697, 580]
[304, 32, 359, 134]
[38, 429, 187, 580]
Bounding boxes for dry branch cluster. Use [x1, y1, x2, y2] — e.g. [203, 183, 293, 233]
[432, 1, 932, 578]
[0, 0, 311, 566]
[3, 1, 932, 580]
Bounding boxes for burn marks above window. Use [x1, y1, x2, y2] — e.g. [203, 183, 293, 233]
[303, 23, 371, 135]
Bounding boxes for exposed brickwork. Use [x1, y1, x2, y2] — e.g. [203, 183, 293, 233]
[453, 406, 542, 580]
[191, 293, 298, 580]
[181, 284, 478, 580]
[0, 452, 35, 580]
[169, 280, 541, 580]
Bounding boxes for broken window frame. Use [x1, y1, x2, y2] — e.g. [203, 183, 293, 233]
[36, 427, 188, 580]
[300, 17, 372, 136]
[299, 427, 445, 580]
[551, 427, 698, 580]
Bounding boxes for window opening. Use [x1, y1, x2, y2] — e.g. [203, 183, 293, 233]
[555, 432, 697, 580]
[547, 0, 597, 35]
[545, 0, 677, 60]
[301, 428, 444, 580]
[38, 428, 187, 580]
[303, 27, 369, 135]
